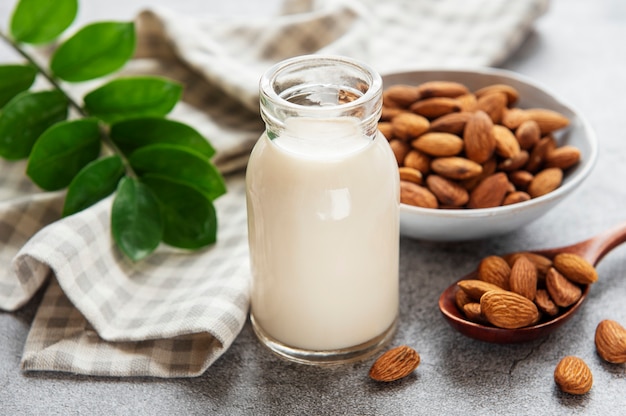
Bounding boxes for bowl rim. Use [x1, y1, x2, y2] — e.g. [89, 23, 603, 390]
[380, 66, 599, 219]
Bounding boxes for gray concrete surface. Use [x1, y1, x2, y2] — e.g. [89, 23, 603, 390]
[1, 0, 626, 415]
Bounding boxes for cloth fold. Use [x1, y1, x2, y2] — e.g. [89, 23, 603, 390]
[0, 0, 548, 377]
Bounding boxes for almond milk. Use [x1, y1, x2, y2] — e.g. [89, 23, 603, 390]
[246, 116, 399, 354]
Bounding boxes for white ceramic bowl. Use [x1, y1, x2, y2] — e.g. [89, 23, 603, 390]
[382, 68, 598, 241]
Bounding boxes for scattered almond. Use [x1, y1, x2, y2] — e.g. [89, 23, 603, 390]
[594, 319, 626, 364]
[554, 356, 593, 395]
[369, 345, 420, 382]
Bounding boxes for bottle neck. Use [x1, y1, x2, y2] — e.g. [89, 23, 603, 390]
[259, 55, 382, 141]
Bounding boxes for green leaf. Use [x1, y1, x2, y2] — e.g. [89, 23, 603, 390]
[142, 175, 217, 249]
[110, 117, 215, 158]
[129, 144, 226, 201]
[62, 155, 125, 217]
[0, 90, 68, 160]
[84, 76, 182, 124]
[26, 119, 101, 190]
[112, 177, 163, 261]
[10, 0, 78, 44]
[50, 22, 135, 82]
[0, 64, 37, 108]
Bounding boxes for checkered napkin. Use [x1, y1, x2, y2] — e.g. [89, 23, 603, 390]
[0, 0, 548, 377]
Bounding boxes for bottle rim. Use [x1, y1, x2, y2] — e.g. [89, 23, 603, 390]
[259, 54, 382, 114]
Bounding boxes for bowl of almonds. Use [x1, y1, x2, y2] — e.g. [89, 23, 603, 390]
[380, 68, 598, 241]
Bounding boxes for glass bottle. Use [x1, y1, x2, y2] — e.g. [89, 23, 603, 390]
[246, 55, 399, 365]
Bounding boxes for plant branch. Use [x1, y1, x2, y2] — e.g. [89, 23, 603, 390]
[0, 30, 85, 116]
[0, 30, 137, 178]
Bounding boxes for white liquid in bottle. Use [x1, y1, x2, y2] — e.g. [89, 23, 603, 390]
[246, 116, 399, 352]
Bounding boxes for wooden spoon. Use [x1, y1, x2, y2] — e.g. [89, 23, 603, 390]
[438, 222, 626, 343]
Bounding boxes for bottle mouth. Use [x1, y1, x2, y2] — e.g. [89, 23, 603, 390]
[259, 55, 383, 137]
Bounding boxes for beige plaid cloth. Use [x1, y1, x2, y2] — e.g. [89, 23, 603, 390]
[0, 0, 548, 377]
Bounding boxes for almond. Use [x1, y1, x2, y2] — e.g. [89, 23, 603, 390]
[464, 110, 496, 163]
[477, 255, 511, 290]
[410, 97, 461, 119]
[503, 191, 531, 205]
[553, 253, 598, 284]
[417, 81, 469, 98]
[515, 120, 541, 150]
[545, 267, 582, 308]
[498, 150, 529, 172]
[545, 145, 581, 170]
[509, 256, 538, 300]
[412, 132, 464, 157]
[378, 122, 394, 140]
[391, 112, 430, 140]
[389, 139, 410, 166]
[508, 170, 534, 190]
[594, 319, 626, 364]
[535, 289, 559, 316]
[381, 106, 404, 121]
[400, 181, 438, 208]
[527, 167, 563, 198]
[456, 93, 478, 112]
[426, 174, 469, 207]
[369, 345, 420, 382]
[480, 290, 540, 329]
[525, 135, 557, 172]
[503, 252, 553, 277]
[459, 158, 497, 191]
[430, 157, 483, 180]
[474, 84, 519, 105]
[554, 356, 593, 395]
[525, 108, 570, 134]
[383, 84, 420, 108]
[493, 124, 521, 159]
[403, 150, 431, 174]
[463, 303, 488, 324]
[477, 91, 507, 124]
[429, 111, 472, 134]
[455, 287, 473, 310]
[468, 172, 509, 208]
[398, 167, 423, 184]
[457, 279, 505, 301]
[502, 107, 530, 130]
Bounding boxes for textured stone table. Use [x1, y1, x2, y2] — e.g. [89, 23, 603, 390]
[1, 0, 625, 415]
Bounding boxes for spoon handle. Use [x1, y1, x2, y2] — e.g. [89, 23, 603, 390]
[540, 221, 626, 265]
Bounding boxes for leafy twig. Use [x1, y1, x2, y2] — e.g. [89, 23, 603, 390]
[0, 30, 85, 116]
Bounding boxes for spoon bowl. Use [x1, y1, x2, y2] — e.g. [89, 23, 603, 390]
[439, 222, 626, 343]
